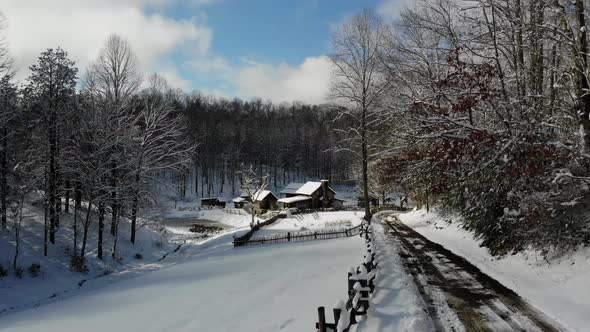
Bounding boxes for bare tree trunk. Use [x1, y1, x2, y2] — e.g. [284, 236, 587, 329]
[49, 116, 57, 244]
[110, 167, 118, 236]
[575, 0, 590, 152]
[13, 196, 23, 270]
[361, 106, 371, 222]
[130, 169, 140, 244]
[43, 198, 48, 256]
[73, 197, 78, 250]
[80, 201, 93, 259]
[75, 181, 81, 208]
[0, 127, 6, 230]
[64, 179, 70, 213]
[97, 201, 105, 259]
[112, 212, 120, 259]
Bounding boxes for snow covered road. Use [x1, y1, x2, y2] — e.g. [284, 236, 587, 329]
[0, 235, 363, 332]
[380, 213, 565, 332]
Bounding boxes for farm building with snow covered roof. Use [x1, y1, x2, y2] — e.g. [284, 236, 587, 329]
[277, 180, 341, 209]
[279, 182, 305, 197]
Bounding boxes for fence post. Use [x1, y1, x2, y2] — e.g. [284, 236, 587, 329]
[288, 232, 291, 242]
[318, 306, 327, 332]
[333, 308, 341, 328]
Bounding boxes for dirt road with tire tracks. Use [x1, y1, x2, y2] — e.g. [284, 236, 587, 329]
[378, 212, 565, 332]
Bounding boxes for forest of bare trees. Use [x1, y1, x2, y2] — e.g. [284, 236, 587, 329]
[181, 96, 353, 199]
[0, 22, 353, 272]
[0, 31, 196, 270]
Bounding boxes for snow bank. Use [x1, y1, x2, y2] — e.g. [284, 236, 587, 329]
[350, 222, 433, 332]
[269, 211, 361, 231]
[398, 209, 590, 332]
[1, 236, 365, 332]
[0, 203, 176, 316]
[198, 209, 259, 228]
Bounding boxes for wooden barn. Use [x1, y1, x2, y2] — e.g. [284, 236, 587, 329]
[233, 197, 246, 208]
[277, 180, 338, 209]
[201, 197, 226, 208]
[252, 190, 278, 210]
[279, 182, 305, 198]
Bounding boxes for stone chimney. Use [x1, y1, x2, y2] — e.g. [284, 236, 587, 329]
[321, 179, 330, 208]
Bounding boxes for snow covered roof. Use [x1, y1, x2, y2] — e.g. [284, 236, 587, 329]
[280, 182, 305, 194]
[295, 182, 322, 195]
[233, 197, 246, 203]
[277, 195, 312, 204]
[252, 190, 277, 202]
[295, 181, 336, 196]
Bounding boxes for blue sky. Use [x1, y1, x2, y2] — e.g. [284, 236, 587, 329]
[2, 0, 408, 103]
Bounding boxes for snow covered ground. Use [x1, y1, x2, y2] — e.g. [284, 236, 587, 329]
[0, 232, 365, 332]
[351, 222, 433, 331]
[0, 202, 178, 316]
[399, 209, 590, 332]
[256, 211, 364, 238]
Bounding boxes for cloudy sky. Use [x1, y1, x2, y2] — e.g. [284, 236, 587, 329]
[0, 0, 410, 104]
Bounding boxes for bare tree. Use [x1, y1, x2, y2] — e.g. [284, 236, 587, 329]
[89, 34, 142, 240]
[0, 13, 15, 231]
[329, 10, 390, 221]
[128, 74, 193, 244]
[238, 164, 268, 227]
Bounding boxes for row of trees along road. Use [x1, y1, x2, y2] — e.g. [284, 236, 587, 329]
[334, 1, 590, 256]
[0, 31, 194, 270]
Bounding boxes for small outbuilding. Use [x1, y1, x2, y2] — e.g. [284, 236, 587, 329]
[252, 190, 278, 211]
[233, 197, 246, 208]
[357, 195, 379, 208]
[201, 197, 226, 208]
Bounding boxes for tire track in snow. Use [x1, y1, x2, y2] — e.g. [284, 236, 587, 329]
[378, 213, 564, 332]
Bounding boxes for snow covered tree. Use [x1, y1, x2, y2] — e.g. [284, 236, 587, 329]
[128, 74, 193, 244]
[238, 164, 269, 227]
[86, 34, 141, 258]
[24, 48, 78, 245]
[329, 10, 391, 221]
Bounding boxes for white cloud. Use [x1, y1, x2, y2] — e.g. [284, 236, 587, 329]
[188, 55, 232, 75]
[376, 0, 415, 21]
[1, 0, 333, 104]
[0, 0, 211, 87]
[156, 66, 194, 91]
[234, 56, 333, 104]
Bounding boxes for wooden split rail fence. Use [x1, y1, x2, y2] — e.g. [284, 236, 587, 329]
[316, 224, 378, 332]
[231, 215, 279, 246]
[233, 223, 362, 247]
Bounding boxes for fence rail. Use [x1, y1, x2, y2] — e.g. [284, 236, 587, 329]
[232, 215, 280, 245]
[233, 223, 362, 247]
[316, 224, 378, 332]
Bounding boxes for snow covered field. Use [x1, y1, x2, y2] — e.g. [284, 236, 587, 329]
[0, 232, 364, 332]
[399, 209, 590, 332]
[256, 211, 364, 238]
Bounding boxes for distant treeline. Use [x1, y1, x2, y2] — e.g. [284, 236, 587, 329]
[178, 96, 354, 198]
